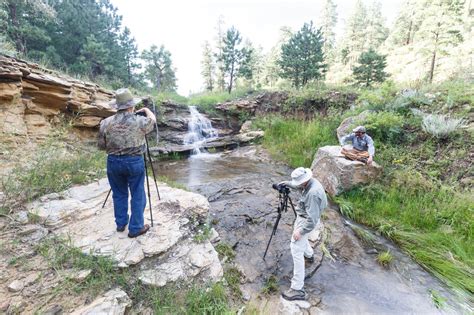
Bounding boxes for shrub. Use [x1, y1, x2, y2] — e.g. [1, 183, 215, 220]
[421, 114, 466, 139]
[356, 111, 405, 144]
[376, 251, 394, 267]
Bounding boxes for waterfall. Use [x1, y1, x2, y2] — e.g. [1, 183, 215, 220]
[183, 106, 218, 155]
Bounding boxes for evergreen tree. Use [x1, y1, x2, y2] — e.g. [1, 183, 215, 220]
[261, 26, 292, 87]
[201, 40, 215, 91]
[319, 0, 338, 57]
[278, 21, 326, 88]
[365, 0, 388, 49]
[214, 16, 226, 91]
[119, 27, 140, 86]
[76, 34, 110, 79]
[141, 45, 177, 92]
[417, 0, 465, 82]
[219, 26, 252, 93]
[352, 48, 388, 87]
[340, 0, 368, 64]
[388, 0, 422, 46]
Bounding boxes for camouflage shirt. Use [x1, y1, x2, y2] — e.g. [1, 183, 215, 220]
[98, 111, 154, 156]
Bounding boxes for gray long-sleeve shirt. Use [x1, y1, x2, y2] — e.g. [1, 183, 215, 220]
[340, 133, 375, 156]
[285, 178, 328, 235]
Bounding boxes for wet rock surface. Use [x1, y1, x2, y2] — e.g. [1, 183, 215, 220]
[156, 146, 465, 314]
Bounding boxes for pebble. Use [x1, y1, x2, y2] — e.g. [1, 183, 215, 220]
[8, 279, 25, 292]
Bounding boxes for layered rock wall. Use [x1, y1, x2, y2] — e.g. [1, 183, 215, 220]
[0, 54, 115, 140]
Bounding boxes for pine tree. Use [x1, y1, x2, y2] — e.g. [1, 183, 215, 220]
[278, 21, 326, 88]
[352, 48, 388, 87]
[141, 45, 177, 92]
[201, 40, 215, 91]
[219, 26, 252, 93]
[214, 16, 226, 91]
[340, 0, 368, 65]
[319, 0, 338, 57]
[365, 0, 389, 49]
[261, 26, 292, 87]
[417, 0, 465, 82]
[119, 27, 140, 87]
[388, 0, 422, 46]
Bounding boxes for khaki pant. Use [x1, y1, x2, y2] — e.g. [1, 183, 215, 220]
[341, 148, 370, 163]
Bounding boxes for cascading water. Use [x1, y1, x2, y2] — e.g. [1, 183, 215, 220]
[183, 106, 218, 155]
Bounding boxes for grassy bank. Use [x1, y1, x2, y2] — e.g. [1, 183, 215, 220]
[254, 81, 473, 294]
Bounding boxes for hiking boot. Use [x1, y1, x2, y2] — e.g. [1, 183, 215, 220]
[116, 224, 127, 232]
[281, 288, 307, 301]
[304, 255, 314, 264]
[128, 224, 150, 238]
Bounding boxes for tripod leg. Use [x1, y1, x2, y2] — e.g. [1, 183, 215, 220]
[145, 136, 161, 200]
[288, 196, 297, 217]
[143, 153, 154, 227]
[263, 212, 282, 260]
[102, 188, 111, 208]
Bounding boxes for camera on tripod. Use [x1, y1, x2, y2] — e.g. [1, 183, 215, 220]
[272, 183, 290, 194]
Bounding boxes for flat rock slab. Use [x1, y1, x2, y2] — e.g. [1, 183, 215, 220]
[70, 288, 131, 315]
[139, 240, 223, 287]
[27, 177, 210, 267]
[311, 145, 381, 196]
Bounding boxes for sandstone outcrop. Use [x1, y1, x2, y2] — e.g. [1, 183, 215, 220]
[311, 145, 382, 196]
[0, 54, 114, 139]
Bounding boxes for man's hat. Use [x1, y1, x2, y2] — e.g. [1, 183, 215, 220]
[290, 167, 313, 186]
[109, 88, 142, 110]
[352, 126, 366, 133]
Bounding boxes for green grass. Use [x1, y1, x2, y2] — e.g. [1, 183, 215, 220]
[0, 143, 106, 215]
[215, 243, 236, 261]
[261, 275, 279, 295]
[376, 251, 394, 268]
[254, 115, 340, 167]
[223, 266, 243, 298]
[341, 174, 473, 293]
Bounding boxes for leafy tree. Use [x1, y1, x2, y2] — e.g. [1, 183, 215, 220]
[201, 40, 215, 91]
[319, 0, 338, 57]
[219, 26, 252, 93]
[141, 45, 177, 92]
[278, 21, 326, 88]
[352, 49, 388, 87]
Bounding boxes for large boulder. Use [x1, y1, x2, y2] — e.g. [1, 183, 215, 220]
[310, 145, 382, 196]
[336, 110, 372, 142]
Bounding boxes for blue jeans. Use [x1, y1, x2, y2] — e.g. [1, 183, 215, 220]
[107, 155, 146, 234]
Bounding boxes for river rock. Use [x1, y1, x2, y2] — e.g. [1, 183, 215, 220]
[278, 296, 311, 315]
[7, 280, 25, 292]
[70, 288, 131, 315]
[139, 240, 223, 287]
[311, 145, 381, 196]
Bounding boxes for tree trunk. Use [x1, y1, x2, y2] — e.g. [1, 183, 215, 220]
[156, 73, 162, 92]
[428, 29, 439, 84]
[7, 2, 24, 54]
[228, 61, 235, 94]
[406, 21, 412, 45]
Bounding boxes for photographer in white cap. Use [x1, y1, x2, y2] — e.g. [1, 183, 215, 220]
[279, 167, 327, 301]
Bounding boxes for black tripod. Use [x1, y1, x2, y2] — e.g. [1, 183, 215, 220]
[263, 184, 297, 260]
[102, 135, 160, 227]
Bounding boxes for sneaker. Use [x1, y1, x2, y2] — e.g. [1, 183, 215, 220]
[304, 255, 314, 264]
[128, 224, 150, 238]
[116, 224, 127, 232]
[281, 288, 307, 301]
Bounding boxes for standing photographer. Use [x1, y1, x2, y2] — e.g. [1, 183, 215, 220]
[98, 88, 156, 238]
[280, 167, 327, 301]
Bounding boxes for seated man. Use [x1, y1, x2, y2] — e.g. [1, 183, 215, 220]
[339, 126, 375, 165]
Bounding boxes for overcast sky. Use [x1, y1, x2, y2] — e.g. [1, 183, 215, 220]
[110, 0, 404, 95]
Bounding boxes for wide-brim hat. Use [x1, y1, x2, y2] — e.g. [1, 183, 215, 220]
[290, 167, 313, 186]
[352, 125, 366, 133]
[110, 88, 142, 110]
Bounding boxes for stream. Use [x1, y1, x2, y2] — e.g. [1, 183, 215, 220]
[154, 146, 467, 314]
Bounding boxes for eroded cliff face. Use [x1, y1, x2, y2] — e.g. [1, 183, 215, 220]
[0, 54, 115, 141]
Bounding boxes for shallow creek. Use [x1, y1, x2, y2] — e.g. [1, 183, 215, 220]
[155, 146, 467, 314]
